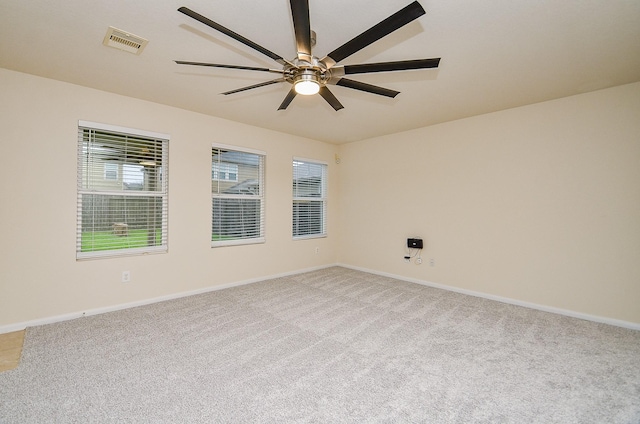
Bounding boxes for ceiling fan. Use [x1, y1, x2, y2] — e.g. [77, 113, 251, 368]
[175, 0, 440, 111]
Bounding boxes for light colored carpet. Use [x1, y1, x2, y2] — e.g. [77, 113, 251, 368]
[1, 267, 639, 423]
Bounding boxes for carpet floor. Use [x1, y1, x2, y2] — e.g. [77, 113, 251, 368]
[1, 267, 639, 423]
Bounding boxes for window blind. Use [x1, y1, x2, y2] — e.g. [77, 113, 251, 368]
[293, 158, 327, 239]
[212, 146, 265, 246]
[76, 121, 169, 259]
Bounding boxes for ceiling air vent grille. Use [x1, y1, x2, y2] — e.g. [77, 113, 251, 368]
[103, 26, 148, 55]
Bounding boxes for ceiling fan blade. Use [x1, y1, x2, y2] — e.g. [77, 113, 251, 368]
[335, 78, 400, 98]
[278, 88, 298, 110]
[290, 0, 312, 61]
[175, 61, 285, 74]
[319, 86, 344, 111]
[178, 7, 287, 65]
[321, 1, 425, 68]
[341, 58, 440, 75]
[221, 78, 284, 95]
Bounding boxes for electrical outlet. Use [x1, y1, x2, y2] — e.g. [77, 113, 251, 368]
[315, 247, 319, 254]
[122, 271, 131, 283]
[429, 258, 435, 267]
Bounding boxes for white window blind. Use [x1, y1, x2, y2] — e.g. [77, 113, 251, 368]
[212, 145, 265, 247]
[77, 121, 169, 259]
[293, 158, 327, 239]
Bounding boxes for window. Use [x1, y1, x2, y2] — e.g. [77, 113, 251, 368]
[293, 158, 327, 239]
[104, 163, 118, 181]
[212, 162, 238, 182]
[77, 121, 169, 259]
[212, 145, 265, 247]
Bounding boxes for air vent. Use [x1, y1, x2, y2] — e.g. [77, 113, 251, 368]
[103, 26, 148, 55]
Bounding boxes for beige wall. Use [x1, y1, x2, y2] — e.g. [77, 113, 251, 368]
[0, 68, 340, 328]
[1, 68, 639, 329]
[337, 82, 640, 324]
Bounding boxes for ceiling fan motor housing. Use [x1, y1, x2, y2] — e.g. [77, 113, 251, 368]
[286, 57, 332, 92]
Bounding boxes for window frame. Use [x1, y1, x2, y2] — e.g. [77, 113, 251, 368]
[76, 120, 169, 260]
[211, 143, 266, 248]
[292, 157, 327, 240]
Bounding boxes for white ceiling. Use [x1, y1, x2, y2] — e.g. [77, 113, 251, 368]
[1, 0, 639, 144]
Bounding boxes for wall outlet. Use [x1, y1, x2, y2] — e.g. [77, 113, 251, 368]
[429, 258, 435, 267]
[122, 271, 131, 283]
[315, 247, 320, 254]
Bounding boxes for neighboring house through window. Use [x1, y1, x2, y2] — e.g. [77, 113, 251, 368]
[212, 145, 265, 247]
[77, 121, 169, 259]
[293, 158, 327, 239]
[212, 162, 238, 182]
[104, 163, 118, 181]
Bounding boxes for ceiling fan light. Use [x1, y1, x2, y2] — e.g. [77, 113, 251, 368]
[295, 80, 320, 95]
[294, 71, 320, 95]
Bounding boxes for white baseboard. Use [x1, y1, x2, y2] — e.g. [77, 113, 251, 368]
[0, 264, 336, 335]
[338, 263, 640, 331]
[3, 263, 637, 334]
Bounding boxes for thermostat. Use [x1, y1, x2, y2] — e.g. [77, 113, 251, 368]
[407, 238, 423, 249]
